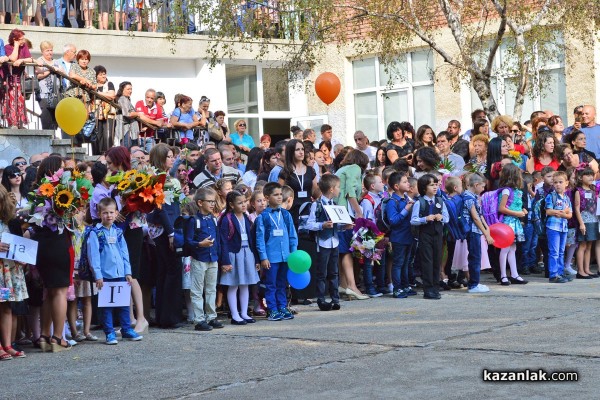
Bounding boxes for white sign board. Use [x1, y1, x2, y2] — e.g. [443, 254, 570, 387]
[98, 282, 132, 308]
[0, 232, 38, 265]
[323, 205, 353, 224]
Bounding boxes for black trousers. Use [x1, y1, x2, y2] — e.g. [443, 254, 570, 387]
[418, 231, 443, 293]
[38, 99, 57, 130]
[154, 233, 183, 327]
[315, 246, 340, 303]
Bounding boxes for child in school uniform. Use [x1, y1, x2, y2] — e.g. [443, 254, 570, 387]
[89, 197, 142, 345]
[307, 174, 348, 311]
[186, 187, 224, 332]
[387, 172, 416, 298]
[462, 173, 495, 293]
[410, 174, 449, 299]
[255, 182, 298, 321]
[360, 172, 387, 297]
[219, 190, 260, 325]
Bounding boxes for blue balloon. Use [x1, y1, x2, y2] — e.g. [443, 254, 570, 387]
[287, 270, 310, 290]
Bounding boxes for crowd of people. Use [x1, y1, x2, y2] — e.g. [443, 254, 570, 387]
[1, 30, 600, 358]
[0, 1, 283, 36]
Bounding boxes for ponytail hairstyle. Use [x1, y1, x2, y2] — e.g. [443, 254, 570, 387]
[224, 190, 245, 216]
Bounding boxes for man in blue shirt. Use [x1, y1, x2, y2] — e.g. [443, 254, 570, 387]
[581, 105, 600, 159]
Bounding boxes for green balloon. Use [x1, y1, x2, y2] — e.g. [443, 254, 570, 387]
[287, 250, 311, 273]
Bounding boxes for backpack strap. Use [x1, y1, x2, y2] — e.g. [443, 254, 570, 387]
[361, 194, 375, 208]
[226, 213, 235, 241]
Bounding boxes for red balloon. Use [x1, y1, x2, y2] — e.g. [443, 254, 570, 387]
[315, 72, 341, 105]
[489, 223, 515, 249]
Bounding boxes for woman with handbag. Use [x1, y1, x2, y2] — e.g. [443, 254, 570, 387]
[2, 29, 37, 129]
[35, 41, 59, 130]
[115, 81, 140, 148]
[93, 65, 116, 155]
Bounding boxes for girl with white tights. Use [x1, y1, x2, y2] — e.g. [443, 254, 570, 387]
[218, 191, 260, 325]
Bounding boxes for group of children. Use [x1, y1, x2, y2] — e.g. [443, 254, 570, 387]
[38, 159, 596, 348]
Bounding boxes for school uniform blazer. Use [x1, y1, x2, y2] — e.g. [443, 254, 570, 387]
[218, 213, 254, 266]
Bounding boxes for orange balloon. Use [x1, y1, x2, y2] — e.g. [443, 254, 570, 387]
[315, 72, 341, 105]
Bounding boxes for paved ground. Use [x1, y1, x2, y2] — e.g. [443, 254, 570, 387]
[7, 273, 599, 399]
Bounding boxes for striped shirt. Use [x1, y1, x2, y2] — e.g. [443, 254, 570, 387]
[192, 165, 241, 188]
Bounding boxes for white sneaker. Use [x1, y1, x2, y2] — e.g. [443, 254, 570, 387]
[564, 266, 577, 275]
[468, 284, 490, 293]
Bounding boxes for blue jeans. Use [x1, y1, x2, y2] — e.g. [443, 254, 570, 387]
[467, 232, 482, 289]
[139, 137, 154, 153]
[99, 278, 132, 335]
[391, 243, 411, 291]
[265, 262, 288, 311]
[54, 0, 66, 27]
[519, 223, 536, 268]
[362, 259, 375, 293]
[315, 247, 339, 303]
[546, 228, 567, 278]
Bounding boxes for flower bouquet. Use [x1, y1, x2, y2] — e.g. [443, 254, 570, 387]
[508, 150, 523, 165]
[349, 218, 389, 264]
[436, 158, 455, 174]
[27, 168, 91, 232]
[106, 168, 167, 214]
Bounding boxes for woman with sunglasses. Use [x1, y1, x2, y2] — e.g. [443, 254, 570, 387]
[1, 166, 27, 210]
[231, 120, 255, 154]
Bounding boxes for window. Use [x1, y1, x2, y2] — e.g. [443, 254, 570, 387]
[225, 64, 294, 144]
[351, 50, 435, 141]
[470, 34, 567, 123]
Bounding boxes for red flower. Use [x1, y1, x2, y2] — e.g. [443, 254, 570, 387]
[80, 187, 89, 201]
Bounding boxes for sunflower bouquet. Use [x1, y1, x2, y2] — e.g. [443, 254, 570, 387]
[349, 218, 389, 264]
[106, 169, 167, 214]
[28, 168, 91, 232]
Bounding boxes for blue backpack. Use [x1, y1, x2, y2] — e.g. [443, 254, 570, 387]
[78, 226, 124, 281]
[532, 191, 557, 236]
[173, 215, 200, 258]
[442, 192, 470, 241]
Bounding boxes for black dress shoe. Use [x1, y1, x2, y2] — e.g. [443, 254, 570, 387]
[576, 273, 593, 279]
[317, 300, 332, 311]
[231, 319, 247, 325]
[423, 291, 441, 300]
[242, 317, 256, 323]
[509, 276, 528, 284]
[500, 277, 510, 286]
[331, 303, 341, 311]
[439, 280, 452, 291]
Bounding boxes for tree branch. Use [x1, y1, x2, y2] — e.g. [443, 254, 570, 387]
[485, 0, 507, 75]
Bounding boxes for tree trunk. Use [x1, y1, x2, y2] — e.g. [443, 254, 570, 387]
[511, 34, 529, 122]
[472, 74, 501, 121]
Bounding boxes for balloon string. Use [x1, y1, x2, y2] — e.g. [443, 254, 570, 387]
[71, 138, 75, 161]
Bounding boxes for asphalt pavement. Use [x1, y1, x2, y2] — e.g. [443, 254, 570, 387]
[6, 272, 598, 399]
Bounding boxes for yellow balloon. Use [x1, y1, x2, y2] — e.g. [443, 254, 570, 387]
[55, 97, 88, 136]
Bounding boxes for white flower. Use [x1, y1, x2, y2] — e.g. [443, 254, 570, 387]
[362, 239, 376, 249]
[163, 190, 175, 205]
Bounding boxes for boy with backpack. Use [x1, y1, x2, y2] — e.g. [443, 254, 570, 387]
[532, 166, 557, 277]
[410, 174, 449, 300]
[186, 187, 224, 332]
[441, 176, 465, 290]
[88, 197, 142, 345]
[306, 174, 346, 311]
[359, 172, 386, 297]
[545, 171, 573, 283]
[462, 173, 494, 293]
[387, 172, 416, 298]
[255, 182, 298, 321]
